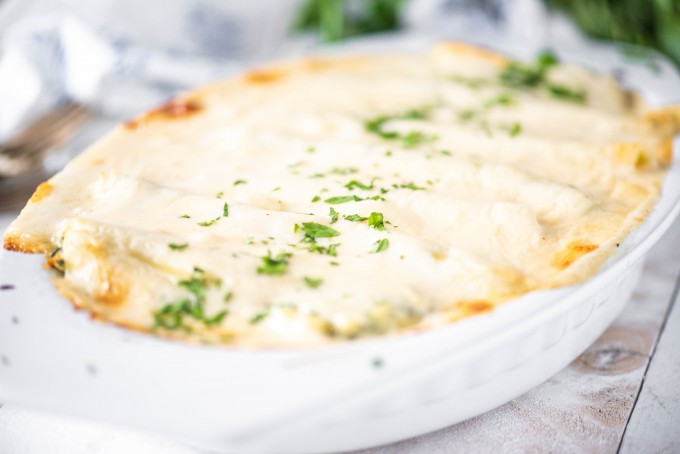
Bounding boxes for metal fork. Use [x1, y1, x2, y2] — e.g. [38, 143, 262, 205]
[0, 102, 92, 177]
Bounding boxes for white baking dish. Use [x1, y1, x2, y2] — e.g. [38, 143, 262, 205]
[1, 37, 679, 453]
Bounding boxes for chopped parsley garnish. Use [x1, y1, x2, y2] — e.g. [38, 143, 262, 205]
[303, 277, 323, 288]
[223, 290, 234, 303]
[546, 84, 586, 103]
[384, 150, 393, 157]
[215, 191, 224, 199]
[365, 116, 400, 140]
[179, 214, 191, 219]
[233, 179, 247, 186]
[459, 110, 476, 122]
[484, 94, 515, 108]
[294, 222, 341, 256]
[153, 268, 225, 330]
[223, 203, 229, 217]
[307, 242, 340, 256]
[250, 308, 270, 324]
[329, 207, 339, 224]
[403, 131, 436, 148]
[245, 236, 254, 245]
[367, 212, 386, 231]
[299, 222, 340, 239]
[204, 310, 228, 326]
[306, 146, 316, 153]
[325, 195, 363, 204]
[311, 195, 321, 202]
[440, 150, 452, 156]
[364, 108, 437, 148]
[371, 238, 390, 253]
[507, 122, 523, 137]
[499, 51, 557, 88]
[197, 217, 220, 227]
[344, 214, 368, 222]
[168, 243, 189, 251]
[345, 179, 375, 191]
[399, 182, 426, 191]
[272, 186, 281, 192]
[329, 167, 358, 175]
[536, 51, 559, 68]
[499, 51, 586, 103]
[257, 251, 292, 275]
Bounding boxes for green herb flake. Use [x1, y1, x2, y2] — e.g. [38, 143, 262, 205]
[325, 195, 363, 204]
[546, 84, 586, 103]
[329, 207, 339, 224]
[223, 202, 229, 217]
[233, 179, 247, 186]
[484, 94, 515, 108]
[499, 61, 545, 88]
[306, 146, 316, 154]
[508, 122, 523, 137]
[303, 276, 323, 288]
[367, 212, 386, 231]
[327, 243, 339, 257]
[300, 222, 340, 239]
[153, 268, 224, 330]
[250, 308, 270, 324]
[168, 243, 189, 251]
[440, 150, 452, 156]
[536, 50, 559, 69]
[459, 110, 476, 122]
[329, 167, 358, 175]
[257, 251, 292, 275]
[371, 238, 390, 254]
[215, 191, 224, 199]
[204, 310, 228, 326]
[197, 217, 220, 227]
[399, 182, 426, 191]
[364, 108, 435, 148]
[345, 179, 375, 191]
[402, 131, 437, 149]
[344, 214, 368, 222]
[179, 214, 191, 219]
[311, 195, 321, 203]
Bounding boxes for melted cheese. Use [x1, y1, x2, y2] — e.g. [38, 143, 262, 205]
[4, 43, 679, 347]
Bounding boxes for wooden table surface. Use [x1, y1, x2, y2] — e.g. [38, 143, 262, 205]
[0, 123, 679, 453]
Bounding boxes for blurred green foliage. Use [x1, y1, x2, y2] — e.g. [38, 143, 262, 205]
[294, 0, 680, 67]
[294, 0, 404, 42]
[546, 0, 680, 67]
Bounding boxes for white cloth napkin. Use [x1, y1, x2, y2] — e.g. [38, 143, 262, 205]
[0, 0, 304, 141]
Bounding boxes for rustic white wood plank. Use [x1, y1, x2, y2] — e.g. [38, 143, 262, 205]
[358, 219, 680, 454]
[619, 279, 680, 453]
